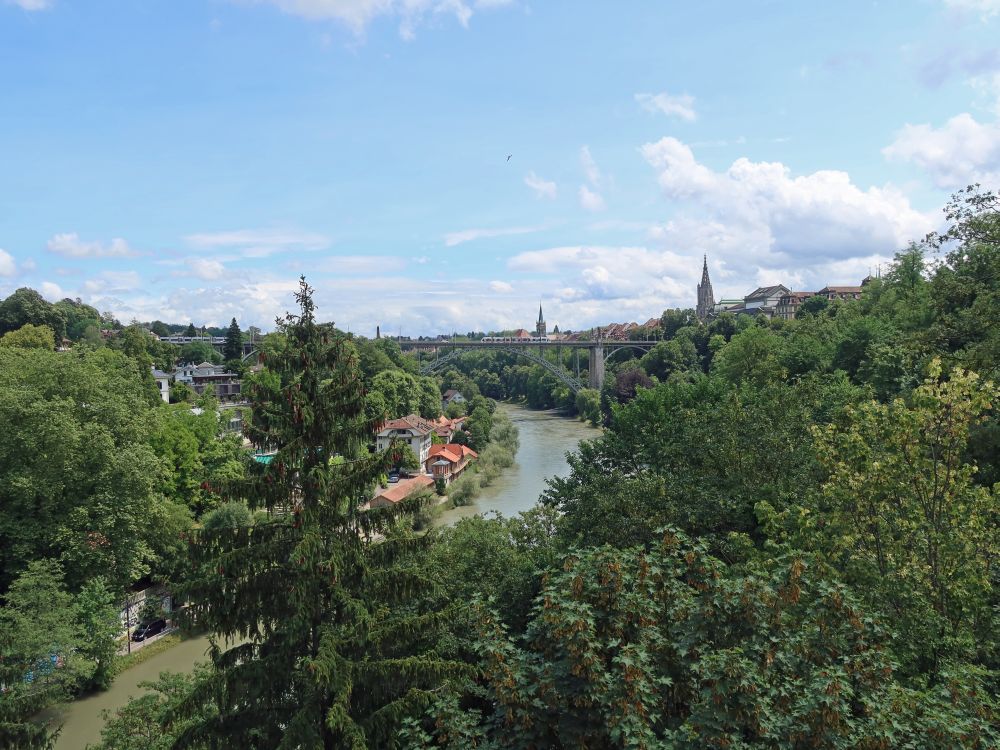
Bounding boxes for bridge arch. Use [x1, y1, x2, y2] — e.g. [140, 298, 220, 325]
[418, 345, 587, 394]
[603, 343, 657, 364]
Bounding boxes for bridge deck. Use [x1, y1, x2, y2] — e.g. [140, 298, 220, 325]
[398, 340, 661, 348]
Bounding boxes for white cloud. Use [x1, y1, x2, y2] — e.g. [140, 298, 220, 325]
[39, 282, 63, 300]
[641, 136, 931, 263]
[4, 0, 52, 10]
[444, 225, 544, 247]
[580, 145, 601, 187]
[313, 254, 407, 273]
[0, 249, 15, 277]
[187, 258, 227, 281]
[944, 0, 1000, 19]
[524, 170, 557, 199]
[578, 184, 606, 212]
[883, 113, 1000, 188]
[489, 280, 513, 293]
[635, 91, 697, 121]
[82, 271, 142, 295]
[239, 0, 512, 38]
[184, 228, 329, 258]
[47, 233, 137, 258]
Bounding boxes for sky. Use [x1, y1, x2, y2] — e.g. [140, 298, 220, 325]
[1, 0, 999, 336]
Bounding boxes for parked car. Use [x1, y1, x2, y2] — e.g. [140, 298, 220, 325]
[387, 472, 400, 483]
[132, 618, 167, 642]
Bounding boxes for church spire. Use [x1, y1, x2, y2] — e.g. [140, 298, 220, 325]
[535, 302, 547, 337]
[696, 255, 715, 321]
[538, 303, 544, 324]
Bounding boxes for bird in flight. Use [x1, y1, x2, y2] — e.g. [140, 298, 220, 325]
[506, 154, 512, 162]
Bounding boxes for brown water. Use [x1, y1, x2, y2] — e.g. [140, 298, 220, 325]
[47, 634, 227, 750]
[51, 405, 594, 747]
[439, 403, 599, 523]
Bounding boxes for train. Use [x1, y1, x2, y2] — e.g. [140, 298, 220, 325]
[481, 336, 550, 343]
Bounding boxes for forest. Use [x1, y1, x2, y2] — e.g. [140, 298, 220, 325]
[0, 187, 997, 748]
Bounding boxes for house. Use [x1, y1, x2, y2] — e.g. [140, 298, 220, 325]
[742, 285, 790, 317]
[442, 389, 466, 407]
[775, 291, 816, 320]
[376, 414, 436, 467]
[713, 299, 744, 314]
[175, 361, 242, 402]
[817, 285, 863, 301]
[432, 415, 465, 442]
[425, 444, 478, 483]
[152, 368, 170, 403]
[371, 475, 435, 508]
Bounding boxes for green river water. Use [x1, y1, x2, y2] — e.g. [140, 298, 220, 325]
[50, 404, 597, 748]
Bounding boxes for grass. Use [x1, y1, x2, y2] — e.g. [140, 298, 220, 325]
[112, 627, 204, 677]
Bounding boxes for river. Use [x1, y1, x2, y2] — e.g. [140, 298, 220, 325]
[49, 404, 595, 748]
[438, 403, 599, 523]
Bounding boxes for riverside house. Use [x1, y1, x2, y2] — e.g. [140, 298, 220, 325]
[376, 414, 435, 467]
[425, 444, 478, 484]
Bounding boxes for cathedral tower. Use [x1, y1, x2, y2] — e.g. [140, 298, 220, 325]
[696, 255, 715, 321]
[535, 303, 547, 337]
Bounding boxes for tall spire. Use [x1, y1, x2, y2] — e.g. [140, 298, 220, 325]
[538, 303, 544, 324]
[696, 255, 715, 321]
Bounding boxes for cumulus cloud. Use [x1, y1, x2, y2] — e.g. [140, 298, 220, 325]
[883, 113, 1000, 188]
[578, 184, 606, 212]
[184, 228, 329, 258]
[4, 0, 52, 10]
[635, 91, 697, 121]
[524, 171, 557, 199]
[238, 0, 513, 38]
[82, 271, 142, 295]
[0, 249, 15, 277]
[39, 282, 63, 300]
[187, 258, 227, 281]
[489, 280, 513, 293]
[444, 225, 544, 247]
[641, 136, 931, 263]
[47, 233, 137, 259]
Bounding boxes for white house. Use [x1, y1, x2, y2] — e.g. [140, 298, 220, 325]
[151, 367, 170, 403]
[376, 414, 435, 467]
[442, 389, 466, 407]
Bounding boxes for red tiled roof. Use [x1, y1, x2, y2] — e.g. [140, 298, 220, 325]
[428, 443, 478, 464]
[375, 474, 434, 504]
[380, 414, 435, 435]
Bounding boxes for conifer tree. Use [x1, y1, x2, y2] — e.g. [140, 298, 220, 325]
[174, 278, 466, 749]
[223, 317, 242, 361]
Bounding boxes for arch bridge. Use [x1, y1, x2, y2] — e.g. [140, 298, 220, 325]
[399, 340, 660, 393]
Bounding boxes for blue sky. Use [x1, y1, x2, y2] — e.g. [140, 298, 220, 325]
[1, 0, 999, 335]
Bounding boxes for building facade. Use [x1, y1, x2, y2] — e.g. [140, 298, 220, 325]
[376, 414, 435, 467]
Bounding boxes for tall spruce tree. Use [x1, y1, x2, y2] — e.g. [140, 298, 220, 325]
[223, 317, 242, 361]
[173, 278, 466, 749]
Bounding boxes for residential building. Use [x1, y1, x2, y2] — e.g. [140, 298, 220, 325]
[376, 414, 435, 467]
[371, 475, 435, 508]
[442, 389, 466, 408]
[425, 444, 478, 483]
[741, 284, 791, 317]
[775, 291, 816, 320]
[175, 361, 241, 401]
[432, 415, 465, 442]
[696, 255, 715, 321]
[713, 299, 743, 314]
[151, 368, 170, 403]
[817, 285, 863, 301]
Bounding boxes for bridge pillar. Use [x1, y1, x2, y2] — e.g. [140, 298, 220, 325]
[588, 345, 604, 390]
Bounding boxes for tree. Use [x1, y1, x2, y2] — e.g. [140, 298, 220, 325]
[0, 323, 56, 350]
[169, 381, 196, 404]
[88, 669, 217, 750]
[223, 317, 242, 361]
[0, 347, 170, 594]
[179, 341, 220, 365]
[788, 361, 998, 678]
[184, 323, 197, 337]
[55, 298, 101, 341]
[0, 560, 92, 748]
[0, 287, 66, 340]
[201, 501, 254, 531]
[174, 278, 466, 747]
[76, 576, 121, 691]
[465, 405, 493, 450]
[370, 369, 420, 417]
[796, 294, 830, 318]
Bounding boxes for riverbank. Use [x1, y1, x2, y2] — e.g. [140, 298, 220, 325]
[436, 403, 598, 525]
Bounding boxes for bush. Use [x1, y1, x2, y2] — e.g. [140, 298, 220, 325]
[202, 501, 253, 530]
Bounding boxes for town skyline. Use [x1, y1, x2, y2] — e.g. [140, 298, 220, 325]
[2, 1, 999, 334]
